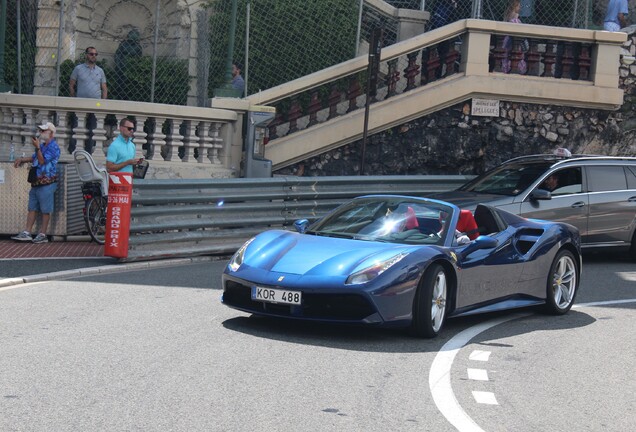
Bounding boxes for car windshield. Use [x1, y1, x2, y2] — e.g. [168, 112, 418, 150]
[308, 197, 454, 245]
[459, 162, 553, 196]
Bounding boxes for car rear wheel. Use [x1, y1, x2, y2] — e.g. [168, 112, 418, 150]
[629, 231, 636, 262]
[410, 264, 447, 338]
[545, 249, 578, 314]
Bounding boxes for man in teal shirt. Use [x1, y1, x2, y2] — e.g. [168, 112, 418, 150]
[106, 118, 137, 173]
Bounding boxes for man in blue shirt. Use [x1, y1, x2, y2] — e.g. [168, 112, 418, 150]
[106, 118, 137, 173]
[11, 122, 61, 243]
[604, 0, 629, 31]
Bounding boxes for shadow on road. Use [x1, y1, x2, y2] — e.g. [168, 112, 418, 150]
[221, 307, 597, 353]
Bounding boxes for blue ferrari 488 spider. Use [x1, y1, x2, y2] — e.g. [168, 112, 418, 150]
[222, 196, 581, 338]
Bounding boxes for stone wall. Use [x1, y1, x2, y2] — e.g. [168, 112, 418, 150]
[275, 29, 636, 177]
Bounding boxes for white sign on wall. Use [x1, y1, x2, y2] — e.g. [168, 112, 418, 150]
[471, 99, 500, 117]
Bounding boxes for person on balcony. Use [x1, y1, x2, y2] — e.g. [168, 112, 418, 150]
[502, 0, 527, 75]
[429, 0, 458, 30]
[11, 122, 61, 244]
[232, 62, 245, 97]
[69, 47, 108, 99]
[106, 118, 138, 173]
[604, 0, 629, 31]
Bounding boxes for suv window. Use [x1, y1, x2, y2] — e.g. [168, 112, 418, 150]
[626, 166, 636, 189]
[587, 166, 627, 192]
[459, 162, 552, 196]
[541, 167, 583, 195]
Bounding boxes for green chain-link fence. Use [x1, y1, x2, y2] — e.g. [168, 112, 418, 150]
[0, 0, 625, 105]
[1, 0, 194, 105]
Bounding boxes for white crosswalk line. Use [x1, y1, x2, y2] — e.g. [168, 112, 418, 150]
[472, 391, 498, 405]
[469, 350, 491, 362]
[467, 368, 489, 381]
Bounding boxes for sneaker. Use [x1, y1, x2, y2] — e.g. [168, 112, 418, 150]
[11, 231, 32, 242]
[32, 233, 49, 244]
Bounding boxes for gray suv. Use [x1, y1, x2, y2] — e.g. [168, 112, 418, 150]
[435, 153, 636, 259]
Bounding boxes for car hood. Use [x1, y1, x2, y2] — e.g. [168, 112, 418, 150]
[242, 230, 416, 277]
[430, 190, 516, 209]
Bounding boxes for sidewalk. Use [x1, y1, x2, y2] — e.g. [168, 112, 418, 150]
[0, 235, 217, 288]
[0, 238, 104, 259]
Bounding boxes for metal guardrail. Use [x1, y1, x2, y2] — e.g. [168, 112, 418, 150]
[127, 175, 473, 261]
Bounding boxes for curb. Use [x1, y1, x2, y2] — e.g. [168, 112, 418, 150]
[0, 256, 221, 289]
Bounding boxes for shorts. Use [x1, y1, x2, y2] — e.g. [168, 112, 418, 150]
[604, 22, 621, 32]
[28, 182, 58, 214]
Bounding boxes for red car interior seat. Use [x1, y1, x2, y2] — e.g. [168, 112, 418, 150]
[457, 209, 480, 240]
[405, 206, 419, 230]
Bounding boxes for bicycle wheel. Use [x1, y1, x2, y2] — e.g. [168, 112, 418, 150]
[85, 196, 108, 245]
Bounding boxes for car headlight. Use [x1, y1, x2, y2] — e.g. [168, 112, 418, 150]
[228, 237, 255, 272]
[345, 252, 408, 285]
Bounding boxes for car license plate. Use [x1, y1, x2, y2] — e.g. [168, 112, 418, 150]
[251, 286, 302, 305]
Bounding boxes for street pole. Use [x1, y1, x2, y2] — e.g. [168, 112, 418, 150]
[244, 0, 250, 96]
[214, 0, 242, 98]
[360, 27, 382, 176]
[17, 0, 21, 93]
[150, 0, 160, 103]
[54, 0, 64, 96]
[0, 0, 13, 92]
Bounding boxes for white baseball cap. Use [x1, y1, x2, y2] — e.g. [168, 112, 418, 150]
[38, 122, 56, 134]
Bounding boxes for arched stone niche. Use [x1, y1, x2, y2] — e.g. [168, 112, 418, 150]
[86, 0, 192, 62]
[34, 0, 205, 104]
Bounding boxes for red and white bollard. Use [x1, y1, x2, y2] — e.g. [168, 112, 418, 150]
[104, 172, 133, 259]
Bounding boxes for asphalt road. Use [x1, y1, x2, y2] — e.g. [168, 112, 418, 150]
[1, 254, 634, 431]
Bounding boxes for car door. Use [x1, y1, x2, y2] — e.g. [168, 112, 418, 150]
[584, 165, 636, 246]
[454, 229, 525, 308]
[518, 167, 588, 237]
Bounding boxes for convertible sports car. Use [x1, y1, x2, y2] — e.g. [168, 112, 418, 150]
[221, 196, 581, 338]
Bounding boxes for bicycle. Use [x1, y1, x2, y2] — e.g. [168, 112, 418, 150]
[73, 150, 109, 245]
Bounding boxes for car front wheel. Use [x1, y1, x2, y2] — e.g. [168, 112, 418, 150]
[410, 264, 448, 338]
[545, 249, 579, 314]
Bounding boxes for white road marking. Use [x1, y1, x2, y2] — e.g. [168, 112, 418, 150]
[430, 298, 636, 432]
[616, 272, 636, 281]
[467, 368, 489, 381]
[574, 299, 636, 308]
[469, 350, 491, 362]
[472, 391, 498, 405]
[429, 314, 525, 432]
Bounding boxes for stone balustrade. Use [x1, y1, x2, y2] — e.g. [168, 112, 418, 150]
[0, 94, 240, 179]
[241, 19, 626, 170]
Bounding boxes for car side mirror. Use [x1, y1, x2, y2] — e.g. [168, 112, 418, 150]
[459, 235, 498, 259]
[529, 189, 552, 201]
[294, 219, 309, 233]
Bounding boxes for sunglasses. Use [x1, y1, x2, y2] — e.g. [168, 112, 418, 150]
[123, 126, 135, 132]
[87, 52, 98, 56]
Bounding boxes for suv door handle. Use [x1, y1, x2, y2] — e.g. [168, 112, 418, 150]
[571, 201, 586, 208]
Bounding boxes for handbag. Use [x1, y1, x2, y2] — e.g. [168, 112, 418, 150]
[27, 166, 38, 183]
[133, 160, 149, 179]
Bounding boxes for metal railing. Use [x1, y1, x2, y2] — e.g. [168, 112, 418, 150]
[126, 175, 472, 261]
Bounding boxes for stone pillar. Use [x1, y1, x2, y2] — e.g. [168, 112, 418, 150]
[395, 8, 429, 42]
[460, 30, 491, 76]
[591, 35, 626, 88]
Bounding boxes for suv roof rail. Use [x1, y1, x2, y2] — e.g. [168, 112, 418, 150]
[502, 154, 576, 164]
[502, 153, 635, 165]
